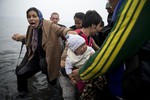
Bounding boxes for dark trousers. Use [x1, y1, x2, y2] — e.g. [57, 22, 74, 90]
[15, 54, 41, 92]
[15, 53, 63, 100]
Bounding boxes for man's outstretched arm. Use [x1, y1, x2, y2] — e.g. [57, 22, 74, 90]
[79, 0, 150, 80]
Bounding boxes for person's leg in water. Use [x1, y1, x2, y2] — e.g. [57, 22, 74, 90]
[15, 53, 41, 98]
[45, 68, 64, 100]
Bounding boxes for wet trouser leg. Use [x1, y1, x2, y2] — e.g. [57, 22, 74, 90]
[16, 55, 40, 92]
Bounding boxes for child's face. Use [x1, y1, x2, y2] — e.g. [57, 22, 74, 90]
[74, 43, 87, 55]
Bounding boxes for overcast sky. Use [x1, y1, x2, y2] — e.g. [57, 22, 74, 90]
[0, 0, 108, 27]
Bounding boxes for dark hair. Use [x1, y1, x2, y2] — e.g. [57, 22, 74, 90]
[74, 12, 85, 20]
[101, 20, 105, 27]
[26, 7, 43, 21]
[82, 10, 102, 28]
[27, 7, 38, 17]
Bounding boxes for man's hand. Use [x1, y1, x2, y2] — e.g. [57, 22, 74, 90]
[71, 69, 82, 82]
[68, 74, 77, 85]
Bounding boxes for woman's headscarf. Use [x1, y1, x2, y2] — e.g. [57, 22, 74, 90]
[26, 7, 43, 25]
[26, 7, 44, 52]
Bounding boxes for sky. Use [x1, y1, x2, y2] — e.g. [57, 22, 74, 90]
[0, 0, 108, 27]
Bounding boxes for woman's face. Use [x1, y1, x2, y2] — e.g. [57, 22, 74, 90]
[74, 17, 82, 29]
[27, 10, 40, 28]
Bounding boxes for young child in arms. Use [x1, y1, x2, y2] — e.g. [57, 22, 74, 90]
[65, 34, 95, 94]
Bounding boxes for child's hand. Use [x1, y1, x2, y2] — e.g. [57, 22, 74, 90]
[90, 52, 94, 56]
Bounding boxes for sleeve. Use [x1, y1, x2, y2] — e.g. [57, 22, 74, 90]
[65, 56, 73, 75]
[51, 22, 71, 37]
[89, 47, 95, 54]
[79, 0, 150, 80]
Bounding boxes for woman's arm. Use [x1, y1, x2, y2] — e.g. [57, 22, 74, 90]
[92, 39, 100, 51]
[12, 33, 26, 42]
[50, 22, 77, 37]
